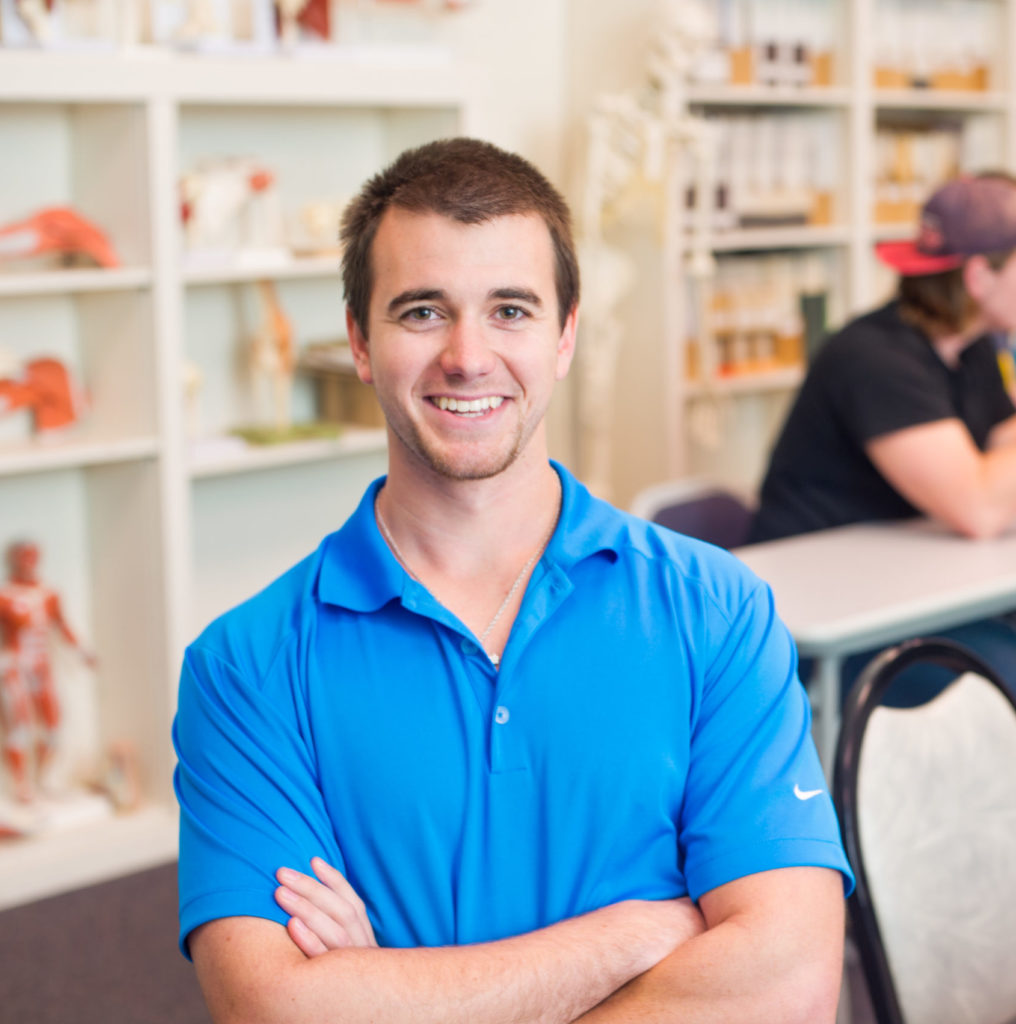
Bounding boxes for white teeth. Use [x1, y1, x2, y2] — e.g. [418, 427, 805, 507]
[435, 396, 504, 414]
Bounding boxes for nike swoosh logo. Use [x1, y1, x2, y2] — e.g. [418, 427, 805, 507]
[794, 784, 823, 801]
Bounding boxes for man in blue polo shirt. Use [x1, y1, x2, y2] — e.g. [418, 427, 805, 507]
[175, 138, 853, 1023]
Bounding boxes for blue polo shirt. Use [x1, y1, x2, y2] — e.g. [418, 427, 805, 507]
[174, 463, 852, 955]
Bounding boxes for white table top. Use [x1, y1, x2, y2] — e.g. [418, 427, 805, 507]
[734, 519, 1016, 657]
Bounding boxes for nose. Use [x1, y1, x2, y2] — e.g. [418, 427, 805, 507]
[438, 319, 496, 379]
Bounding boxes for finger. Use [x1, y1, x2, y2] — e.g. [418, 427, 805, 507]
[310, 857, 377, 947]
[275, 883, 355, 951]
[286, 915, 330, 958]
[275, 863, 375, 948]
[286, 859, 376, 948]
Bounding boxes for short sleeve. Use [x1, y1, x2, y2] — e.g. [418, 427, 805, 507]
[679, 583, 854, 900]
[827, 331, 956, 444]
[963, 341, 1016, 447]
[174, 642, 345, 958]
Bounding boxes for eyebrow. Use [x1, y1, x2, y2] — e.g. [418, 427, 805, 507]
[386, 286, 545, 317]
[491, 287, 543, 308]
[387, 288, 446, 315]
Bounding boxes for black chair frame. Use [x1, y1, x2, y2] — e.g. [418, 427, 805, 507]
[832, 637, 1016, 1024]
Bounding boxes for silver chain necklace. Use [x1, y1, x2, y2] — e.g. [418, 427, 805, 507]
[375, 500, 556, 668]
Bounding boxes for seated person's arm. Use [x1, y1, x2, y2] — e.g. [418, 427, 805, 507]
[987, 411, 1016, 451]
[866, 417, 1016, 537]
[576, 866, 844, 1023]
[189, 872, 705, 1024]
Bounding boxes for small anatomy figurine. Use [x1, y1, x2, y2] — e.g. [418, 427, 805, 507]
[0, 541, 97, 803]
[251, 279, 295, 431]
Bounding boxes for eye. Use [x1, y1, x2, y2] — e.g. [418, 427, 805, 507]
[496, 305, 528, 321]
[401, 306, 439, 324]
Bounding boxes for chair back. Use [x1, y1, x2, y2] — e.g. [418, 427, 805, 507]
[629, 479, 754, 550]
[833, 638, 1016, 1024]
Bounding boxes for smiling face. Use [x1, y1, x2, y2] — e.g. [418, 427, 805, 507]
[348, 208, 577, 484]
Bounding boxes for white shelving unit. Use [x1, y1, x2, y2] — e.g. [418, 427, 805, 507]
[657, 0, 1016, 494]
[0, 46, 470, 909]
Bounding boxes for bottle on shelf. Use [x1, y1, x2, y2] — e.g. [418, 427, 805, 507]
[699, 112, 839, 232]
[873, 0, 996, 92]
[690, 0, 836, 90]
[686, 250, 827, 386]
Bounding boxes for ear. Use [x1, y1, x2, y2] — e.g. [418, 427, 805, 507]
[346, 308, 373, 385]
[554, 305, 579, 381]
[962, 254, 994, 302]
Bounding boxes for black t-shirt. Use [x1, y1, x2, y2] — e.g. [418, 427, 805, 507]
[749, 301, 1016, 542]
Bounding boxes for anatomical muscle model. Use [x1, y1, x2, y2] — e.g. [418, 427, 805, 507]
[0, 541, 97, 803]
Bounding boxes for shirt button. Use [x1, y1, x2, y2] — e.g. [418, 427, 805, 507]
[462, 639, 478, 655]
[495, 705, 510, 725]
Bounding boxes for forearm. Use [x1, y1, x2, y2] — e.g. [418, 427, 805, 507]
[575, 869, 845, 1024]
[575, 915, 840, 1023]
[867, 421, 1016, 538]
[193, 899, 702, 1024]
[974, 447, 1016, 535]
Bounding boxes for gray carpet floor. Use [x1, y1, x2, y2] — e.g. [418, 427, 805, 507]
[0, 861, 210, 1024]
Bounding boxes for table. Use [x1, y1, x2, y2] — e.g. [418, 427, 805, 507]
[734, 518, 1016, 771]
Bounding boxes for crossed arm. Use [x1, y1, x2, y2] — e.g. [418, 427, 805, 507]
[190, 860, 844, 1024]
[867, 414, 1016, 538]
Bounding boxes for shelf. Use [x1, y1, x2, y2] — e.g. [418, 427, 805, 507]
[684, 366, 804, 398]
[0, 266, 152, 296]
[0, 49, 464, 106]
[688, 84, 851, 108]
[183, 254, 340, 286]
[874, 89, 1007, 112]
[707, 225, 850, 252]
[872, 222, 918, 243]
[188, 426, 387, 478]
[0, 435, 160, 478]
[0, 802, 178, 911]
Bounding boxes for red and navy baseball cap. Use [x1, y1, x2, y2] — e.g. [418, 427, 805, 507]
[876, 175, 1016, 276]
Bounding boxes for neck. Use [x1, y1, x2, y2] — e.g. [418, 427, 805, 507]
[930, 320, 987, 369]
[379, 437, 560, 576]
[375, 449, 562, 665]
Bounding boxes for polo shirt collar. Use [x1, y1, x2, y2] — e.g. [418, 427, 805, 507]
[317, 462, 624, 612]
[547, 461, 626, 570]
[317, 476, 402, 612]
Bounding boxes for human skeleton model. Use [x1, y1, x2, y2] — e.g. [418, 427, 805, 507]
[251, 279, 295, 431]
[0, 207, 119, 270]
[0, 541, 96, 803]
[577, 0, 718, 496]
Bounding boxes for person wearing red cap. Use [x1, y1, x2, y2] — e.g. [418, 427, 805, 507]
[750, 173, 1016, 701]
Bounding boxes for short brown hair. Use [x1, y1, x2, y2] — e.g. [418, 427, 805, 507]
[340, 137, 580, 336]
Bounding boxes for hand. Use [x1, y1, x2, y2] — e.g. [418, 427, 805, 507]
[275, 857, 377, 957]
[626, 896, 707, 969]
